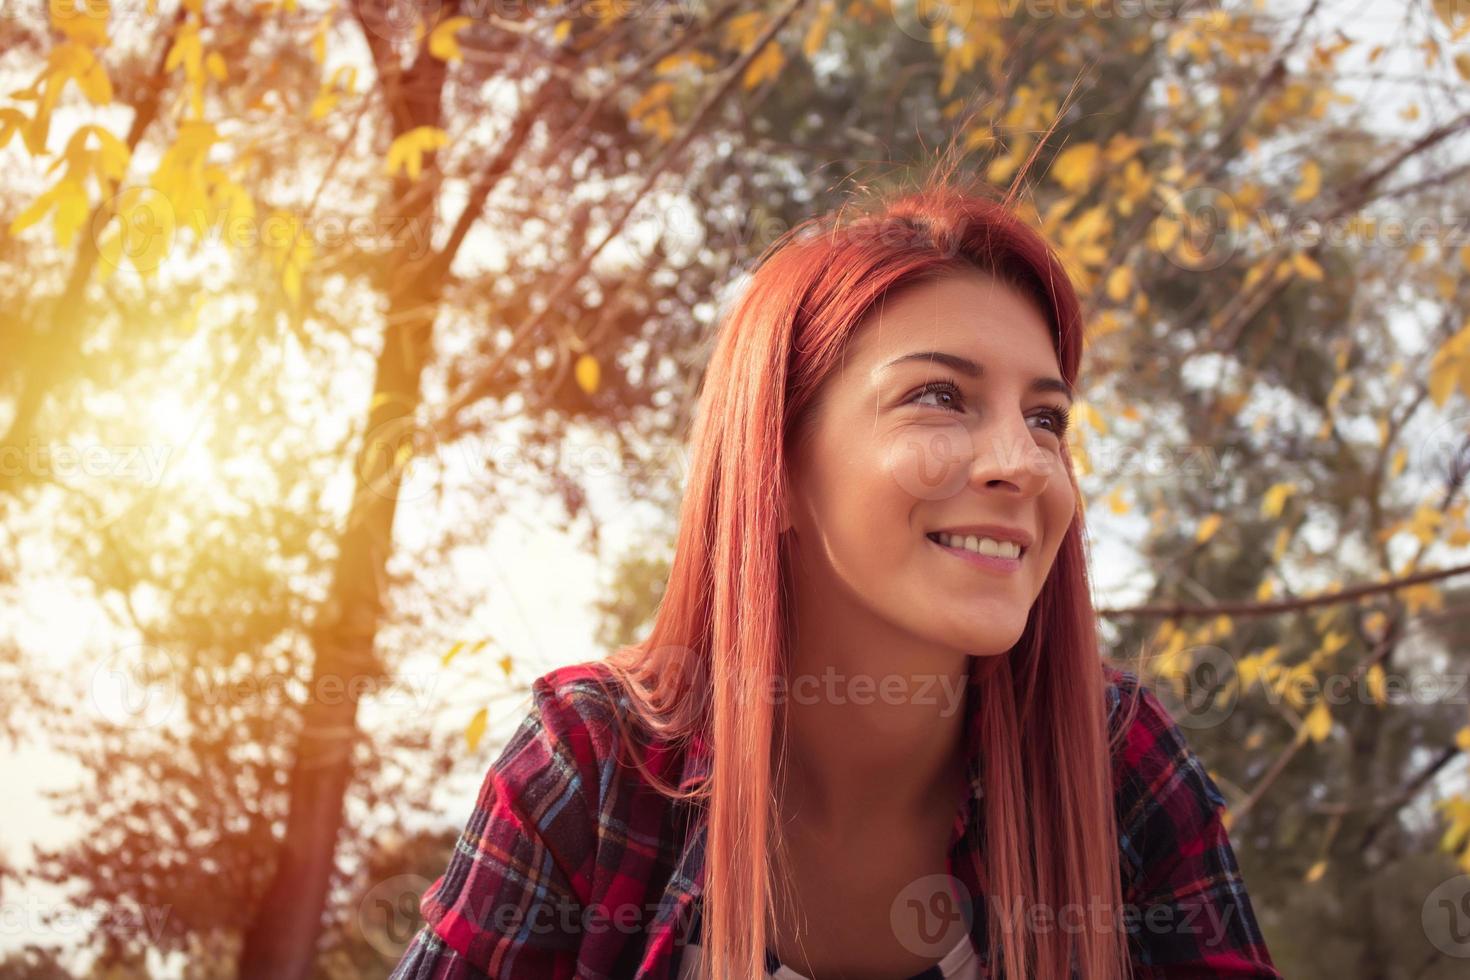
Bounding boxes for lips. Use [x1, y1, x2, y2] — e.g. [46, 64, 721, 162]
[925, 532, 1025, 572]
[924, 524, 1033, 552]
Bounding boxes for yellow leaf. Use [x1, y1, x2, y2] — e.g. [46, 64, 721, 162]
[1150, 215, 1181, 254]
[1196, 513, 1223, 543]
[497, 654, 513, 677]
[1409, 504, 1445, 545]
[8, 186, 60, 236]
[1261, 481, 1296, 518]
[1051, 143, 1100, 193]
[311, 14, 328, 64]
[205, 50, 227, 81]
[1303, 860, 1327, 883]
[9, 177, 89, 247]
[1457, 726, 1470, 752]
[1256, 577, 1275, 601]
[803, 1, 834, 60]
[574, 353, 600, 395]
[629, 81, 674, 123]
[429, 15, 471, 63]
[1076, 401, 1106, 435]
[1429, 355, 1459, 407]
[1293, 160, 1321, 203]
[1366, 664, 1386, 705]
[1303, 699, 1332, 742]
[1105, 265, 1132, 302]
[442, 641, 466, 667]
[722, 11, 765, 52]
[1105, 486, 1130, 515]
[464, 707, 488, 752]
[553, 20, 572, 45]
[385, 125, 448, 180]
[1291, 251, 1324, 281]
[743, 41, 784, 91]
[1399, 581, 1444, 615]
[50, 0, 110, 47]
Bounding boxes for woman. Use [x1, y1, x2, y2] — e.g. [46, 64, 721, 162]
[388, 167, 1282, 980]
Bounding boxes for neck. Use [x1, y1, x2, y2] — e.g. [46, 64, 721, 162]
[772, 582, 974, 836]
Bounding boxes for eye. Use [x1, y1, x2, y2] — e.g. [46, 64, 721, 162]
[1032, 405, 1072, 439]
[910, 378, 1072, 435]
[909, 379, 965, 412]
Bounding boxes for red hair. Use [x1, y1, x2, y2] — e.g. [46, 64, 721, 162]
[592, 157, 1145, 980]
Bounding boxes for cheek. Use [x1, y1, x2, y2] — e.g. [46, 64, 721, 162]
[1040, 459, 1077, 543]
[880, 419, 976, 504]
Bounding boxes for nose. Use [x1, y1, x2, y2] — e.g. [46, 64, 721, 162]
[968, 413, 1052, 498]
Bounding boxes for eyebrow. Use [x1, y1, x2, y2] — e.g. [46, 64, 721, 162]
[882, 350, 1074, 403]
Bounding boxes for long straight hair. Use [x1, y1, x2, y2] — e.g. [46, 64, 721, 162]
[592, 154, 1145, 980]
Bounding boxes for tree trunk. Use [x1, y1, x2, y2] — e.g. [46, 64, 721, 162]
[236, 17, 451, 972]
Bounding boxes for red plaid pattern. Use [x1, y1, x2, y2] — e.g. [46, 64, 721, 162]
[388, 661, 1281, 979]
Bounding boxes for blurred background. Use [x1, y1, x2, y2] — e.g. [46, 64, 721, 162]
[2, 0, 1469, 977]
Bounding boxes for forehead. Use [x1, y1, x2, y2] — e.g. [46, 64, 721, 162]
[848, 270, 1058, 370]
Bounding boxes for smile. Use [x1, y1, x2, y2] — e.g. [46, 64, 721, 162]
[925, 532, 1025, 573]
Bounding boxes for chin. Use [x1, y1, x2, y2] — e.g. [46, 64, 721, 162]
[955, 619, 1028, 657]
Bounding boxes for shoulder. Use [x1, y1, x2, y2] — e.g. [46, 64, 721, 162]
[1101, 666, 1233, 901]
[517, 659, 686, 811]
[1102, 664, 1227, 813]
[507, 659, 642, 809]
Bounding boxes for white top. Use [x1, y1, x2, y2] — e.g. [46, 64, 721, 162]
[679, 929, 984, 979]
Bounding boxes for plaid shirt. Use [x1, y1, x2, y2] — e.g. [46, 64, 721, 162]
[389, 661, 1281, 979]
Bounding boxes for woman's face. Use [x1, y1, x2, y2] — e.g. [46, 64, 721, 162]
[784, 269, 1078, 658]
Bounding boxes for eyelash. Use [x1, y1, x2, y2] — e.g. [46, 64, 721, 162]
[908, 379, 1072, 437]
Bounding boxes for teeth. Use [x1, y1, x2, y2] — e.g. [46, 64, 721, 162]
[934, 532, 1022, 559]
